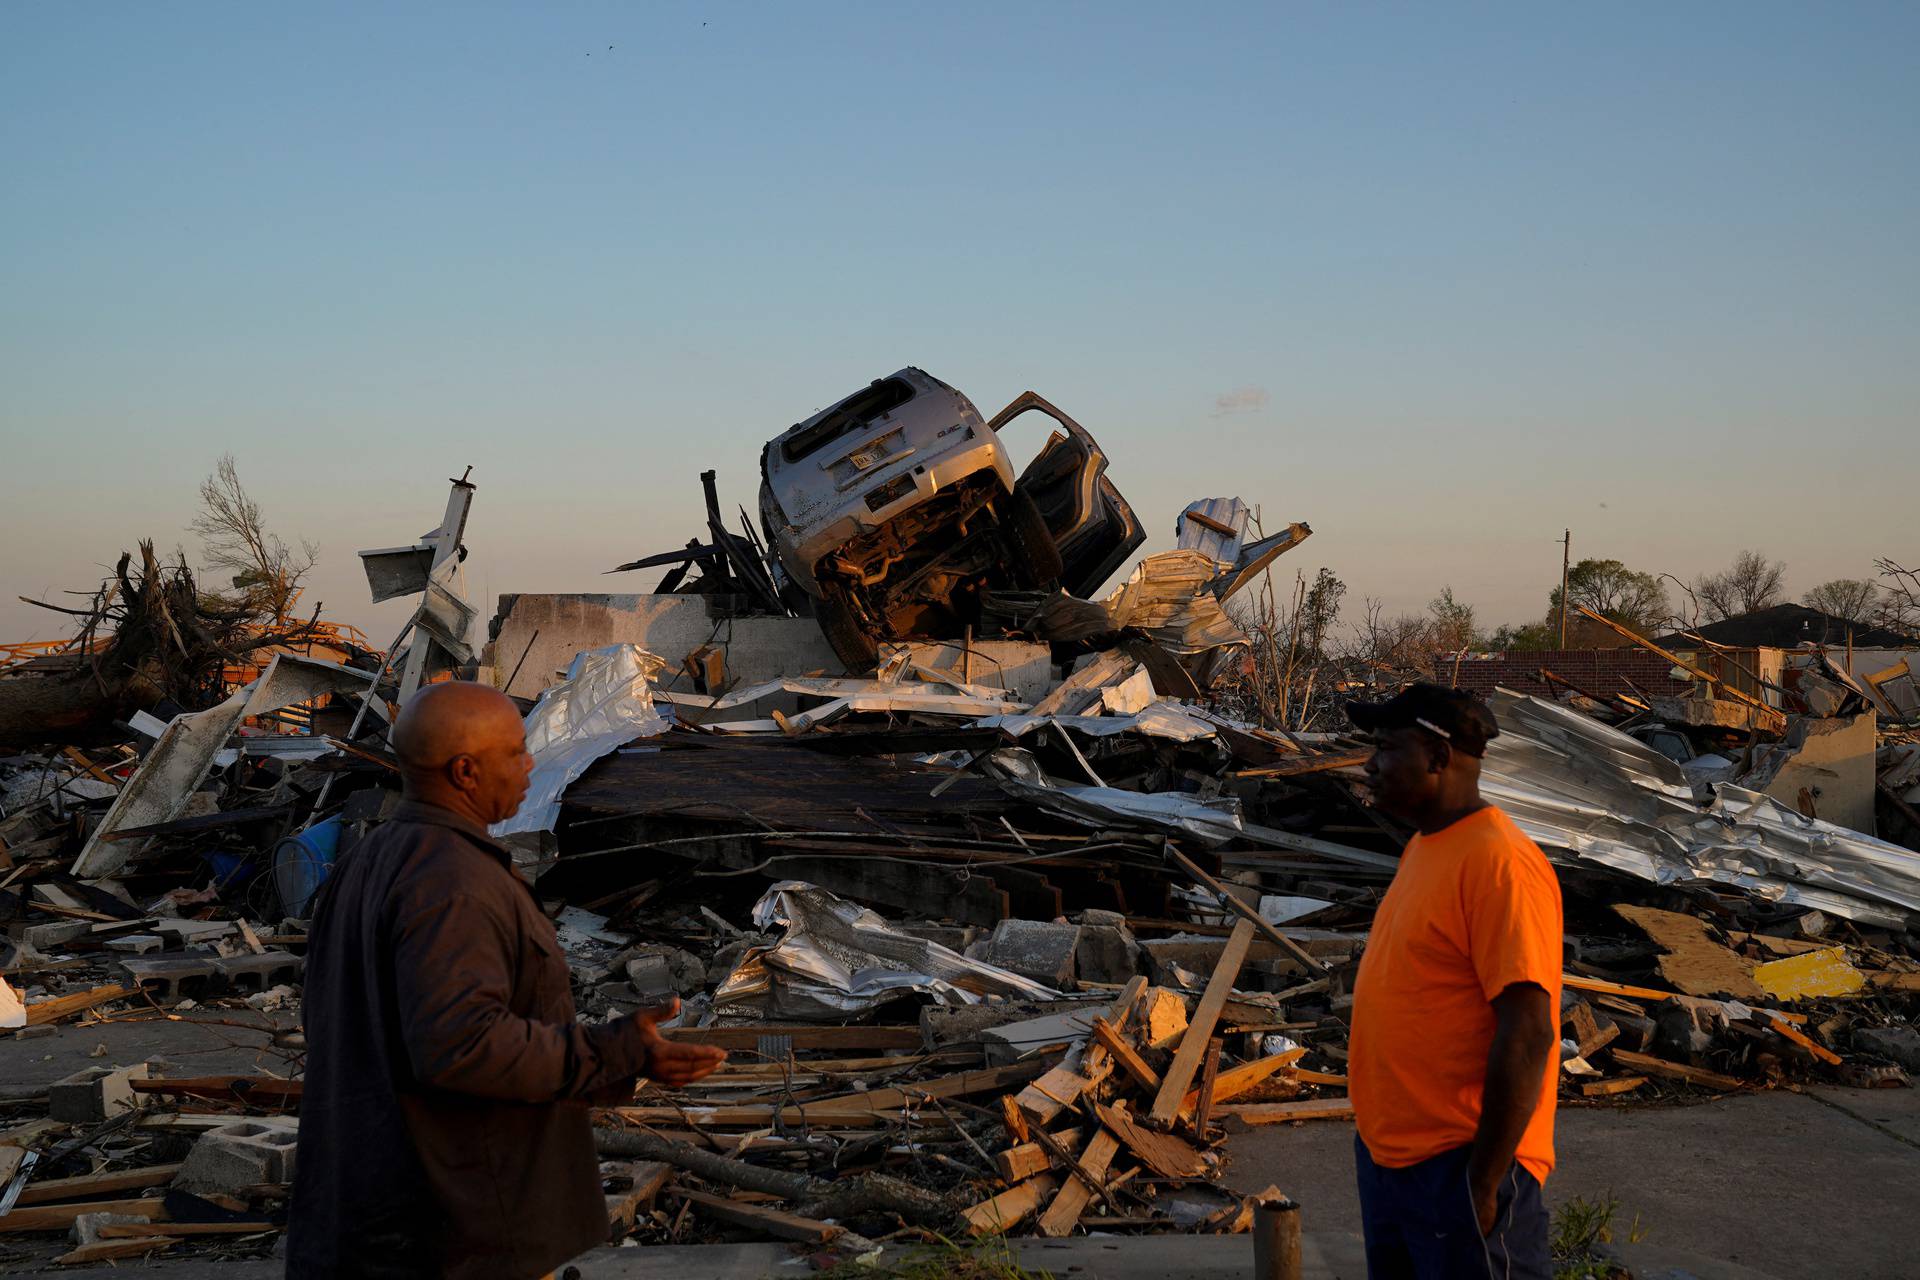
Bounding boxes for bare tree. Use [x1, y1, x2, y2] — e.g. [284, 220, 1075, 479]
[1693, 549, 1786, 622]
[1875, 559, 1920, 635]
[1804, 578, 1881, 625]
[189, 454, 318, 625]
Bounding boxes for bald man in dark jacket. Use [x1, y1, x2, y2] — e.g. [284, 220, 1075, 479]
[288, 682, 723, 1278]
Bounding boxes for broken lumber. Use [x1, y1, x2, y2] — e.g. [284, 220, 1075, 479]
[1148, 915, 1255, 1127]
[24, 985, 134, 1026]
[1094, 1102, 1206, 1178]
[673, 1189, 842, 1244]
[1034, 1130, 1120, 1237]
[14, 1164, 182, 1206]
[1580, 1077, 1647, 1098]
[962, 1174, 1056, 1236]
[1216, 1098, 1355, 1124]
[0, 1196, 167, 1234]
[1608, 1050, 1744, 1092]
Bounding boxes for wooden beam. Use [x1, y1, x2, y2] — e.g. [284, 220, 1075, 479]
[1608, 1050, 1744, 1091]
[673, 1189, 841, 1244]
[1580, 1077, 1647, 1098]
[995, 1130, 1081, 1183]
[1148, 916, 1256, 1126]
[1562, 974, 1674, 1003]
[961, 1174, 1056, 1236]
[1034, 1130, 1120, 1237]
[100, 1222, 276, 1238]
[1089, 1018, 1160, 1092]
[24, 985, 133, 1026]
[1217, 1098, 1355, 1125]
[1573, 606, 1780, 722]
[53, 1238, 179, 1265]
[14, 1164, 182, 1206]
[1180, 1047, 1305, 1120]
[0, 1196, 167, 1234]
[1166, 848, 1325, 973]
[1765, 1015, 1842, 1066]
[1193, 1039, 1223, 1132]
[663, 1025, 923, 1051]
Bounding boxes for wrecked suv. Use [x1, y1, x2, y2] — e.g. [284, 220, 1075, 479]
[761, 367, 1143, 670]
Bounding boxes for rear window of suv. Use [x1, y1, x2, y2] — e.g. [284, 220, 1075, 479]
[781, 377, 915, 463]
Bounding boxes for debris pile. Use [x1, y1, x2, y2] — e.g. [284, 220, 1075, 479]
[2, 375, 1918, 1263]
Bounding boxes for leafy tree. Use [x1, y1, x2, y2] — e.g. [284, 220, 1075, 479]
[1694, 550, 1785, 622]
[1427, 586, 1477, 653]
[1804, 578, 1882, 625]
[1300, 568, 1346, 660]
[1486, 620, 1559, 651]
[1549, 559, 1668, 634]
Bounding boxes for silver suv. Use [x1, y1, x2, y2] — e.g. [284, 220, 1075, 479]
[760, 368, 1142, 669]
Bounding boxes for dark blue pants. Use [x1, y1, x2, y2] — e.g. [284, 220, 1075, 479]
[1354, 1135, 1550, 1280]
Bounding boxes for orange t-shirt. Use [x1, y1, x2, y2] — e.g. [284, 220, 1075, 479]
[1349, 805, 1563, 1184]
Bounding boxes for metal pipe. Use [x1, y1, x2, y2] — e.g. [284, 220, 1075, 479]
[1252, 1195, 1302, 1280]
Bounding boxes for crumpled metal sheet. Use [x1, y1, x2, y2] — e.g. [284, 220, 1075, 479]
[975, 701, 1220, 742]
[492, 643, 671, 837]
[995, 766, 1245, 845]
[1483, 689, 1920, 927]
[73, 654, 379, 879]
[711, 881, 1058, 1021]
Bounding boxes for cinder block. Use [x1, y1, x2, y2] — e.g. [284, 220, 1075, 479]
[150, 919, 237, 946]
[48, 1063, 150, 1124]
[115, 954, 219, 1003]
[70, 1212, 152, 1248]
[175, 1120, 299, 1193]
[22, 921, 90, 951]
[213, 950, 303, 994]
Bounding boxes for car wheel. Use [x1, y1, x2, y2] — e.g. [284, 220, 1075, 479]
[1001, 488, 1066, 588]
[817, 584, 881, 673]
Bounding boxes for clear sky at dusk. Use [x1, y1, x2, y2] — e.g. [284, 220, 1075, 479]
[3, 3, 1915, 646]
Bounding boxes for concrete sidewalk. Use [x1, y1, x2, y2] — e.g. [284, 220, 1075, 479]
[0, 1234, 1788, 1279]
[1223, 1086, 1920, 1280]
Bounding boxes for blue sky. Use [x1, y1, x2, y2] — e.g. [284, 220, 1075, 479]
[3, 3, 1915, 645]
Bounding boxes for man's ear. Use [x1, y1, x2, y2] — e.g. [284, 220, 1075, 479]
[445, 754, 480, 792]
[1426, 740, 1452, 774]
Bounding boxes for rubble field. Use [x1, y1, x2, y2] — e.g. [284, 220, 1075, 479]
[2, 374, 1917, 1271]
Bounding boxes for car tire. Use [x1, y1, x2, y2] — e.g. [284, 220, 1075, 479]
[816, 584, 881, 673]
[1001, 488, 1066, 588]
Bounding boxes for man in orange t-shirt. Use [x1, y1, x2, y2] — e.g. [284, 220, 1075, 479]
[1346, 684, 1561, 1280]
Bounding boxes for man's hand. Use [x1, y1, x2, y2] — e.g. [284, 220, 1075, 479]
[1470, 1174, 1501, 1236]
[1466, 983, 1553, 1237]
[628, 998, 727, 1086]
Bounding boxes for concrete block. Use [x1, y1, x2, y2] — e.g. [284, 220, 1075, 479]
[175, 1120, 299, 1193]
[1075, 920, 1140, 986]
[972, 919, 1081, 987]
[1855, 1026, 1920, 1073]
[621, 945, 706, 999]
[150, 919, 237, 946]
[897, 922, 981, 953]
[213, 950, 303, 994]
[116, 954, 220, 1003]
[48, 1063, 150, 1124]
[104, 934, 166, 956]
[22, 921, 90, 951]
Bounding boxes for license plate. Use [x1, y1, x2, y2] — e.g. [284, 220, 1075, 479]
[849, 448, 879, 470]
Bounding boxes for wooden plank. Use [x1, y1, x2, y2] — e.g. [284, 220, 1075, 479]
[1562, 974, 1673, 1003]
[962, 1174, 1056, 1236]
[1286, 1068, 1348, 1087]
[1573, 606, 1778, 719]
[1233, 748, 1373, 779]
[1217, 1098, 1355, 1125]
[1193, 1039, 1223, 1132]
[1608, 1050, 1744, 1091]
[100, 1222, 275, 1237]
[1566, 1001, 1601, 1046]
[1094, 1102, 1206, 1178]
[235, 920, 266, 956]
[1868, 972, 1920, 993]
[24, 985, 134, 1026]
[0, 1196, 167, 1234]
[1580, 1077, 1648, 1098]
[1765, 1015, 1843, 1066]
[131, 1077, 303, 1105]
[1034, 1130, 1120, 1237]
[1576, 1023, 1620, 1060]
[15, 1164, 182, 1206]
[1148, 916, 1256, 1126]
[674, 1189, 841, 1244]
[1013, 1064, 1094, 1125]
[1165, 849, 1325, 974]
[1089, 1018, 1160, 1092]
[620, 1059, 1050, 1129]
[1180, 1047, 1305, 1119]
[606, 1161, 673, 1234]
[53, 1237, 179, 1264]
[995, 1128, 1083, 1184]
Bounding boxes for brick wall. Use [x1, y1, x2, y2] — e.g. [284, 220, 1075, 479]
[1445, 650, 1692, 701]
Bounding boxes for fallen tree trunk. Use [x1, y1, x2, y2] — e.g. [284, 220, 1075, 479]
[592, 1125, 958, 1228]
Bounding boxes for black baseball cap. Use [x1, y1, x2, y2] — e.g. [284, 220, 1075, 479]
[1344, 682, 1499, 758]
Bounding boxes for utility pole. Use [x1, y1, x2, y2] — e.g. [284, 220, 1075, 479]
[1557, 529, 1572, 649]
